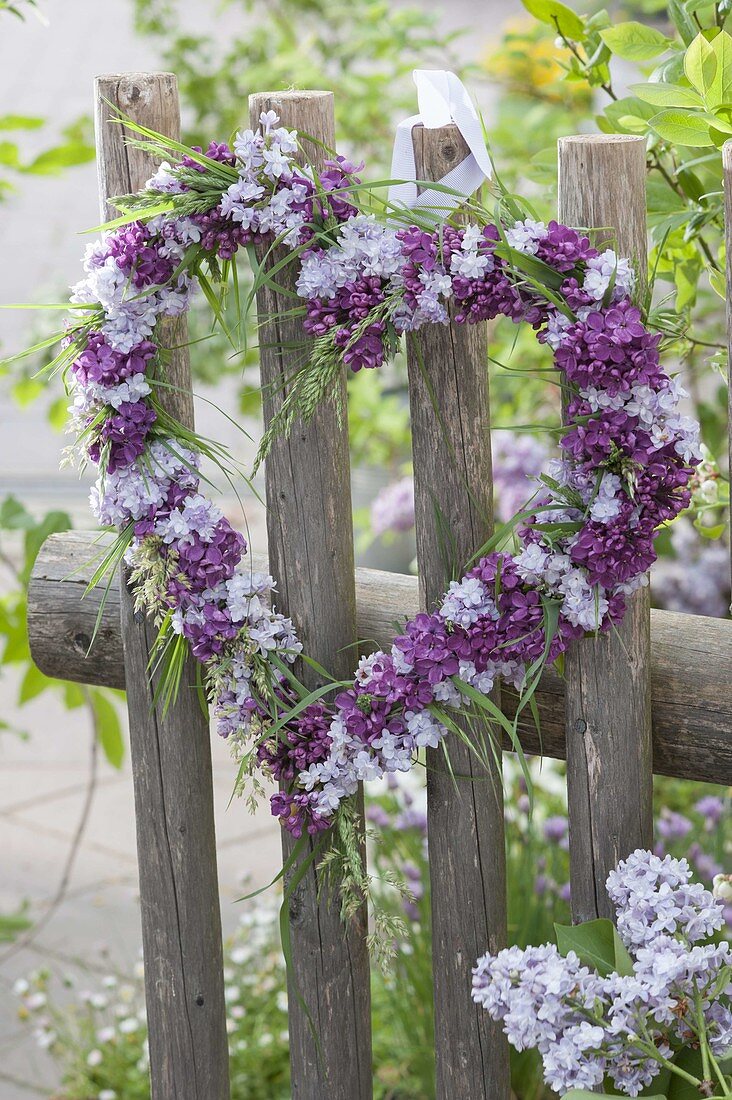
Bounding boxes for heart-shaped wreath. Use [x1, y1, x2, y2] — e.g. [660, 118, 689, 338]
[23, 103, 699, 870]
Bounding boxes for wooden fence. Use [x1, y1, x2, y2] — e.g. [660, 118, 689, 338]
[27, 72, 732, 1100]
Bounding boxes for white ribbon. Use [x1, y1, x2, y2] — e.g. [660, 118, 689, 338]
[389, 70, 492, 215]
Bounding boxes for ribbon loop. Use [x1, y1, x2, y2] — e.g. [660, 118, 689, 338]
[389, 70, 492, 215]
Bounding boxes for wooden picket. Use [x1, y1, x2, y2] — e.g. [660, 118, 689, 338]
[95, 73, 230, 1100]
[24, 73, 732, 1100]
[558, 135, 655, 923]
[248, 89, 373, 1100]
[405, 122, 509, 1099]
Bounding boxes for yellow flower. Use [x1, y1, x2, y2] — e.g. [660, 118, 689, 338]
[482, 20, 590, 104]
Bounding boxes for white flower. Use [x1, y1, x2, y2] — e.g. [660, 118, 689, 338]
[405, 709, 445, 749]
[583, 249, 635, 302]
[259, 110, 279, 132]
[145, 161, 182, 194]
[515, 543, 548, 585]
[353, 750, 383, 782]
[505, 218, 547, 255]
[713, 874, 732, 902]
[589, 472, 623, 524]
[262, 145, 292, 180]
[87, 1049, 103, 1067]
[34, 1028, 56, 1049]
[354, 651, 385, 687]
[450, 248, 490, 279]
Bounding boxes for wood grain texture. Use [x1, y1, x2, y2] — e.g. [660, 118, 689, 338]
[95, 73, 229, 1099]
[248, 90, 372, 1100]
[406, 123, 510, 1100]
[28, 530, 732, 785]
[558, 134, 653, 922]
[723, 142, 732, 605]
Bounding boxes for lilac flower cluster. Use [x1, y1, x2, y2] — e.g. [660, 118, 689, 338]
[370, 475, 415, 537]
[68, 114, 357, 709]
[63, 121, 701, 841]
[273, 225, 698, 833]
[473, 850, 731, 1097]
[534, 794, 731, 925]
[369, 432, 548, 540]
[652, 517, 731, 618]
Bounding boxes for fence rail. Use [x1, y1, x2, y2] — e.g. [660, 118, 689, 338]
[28, 534, 732, 785]
[24, 72, 732, 1100]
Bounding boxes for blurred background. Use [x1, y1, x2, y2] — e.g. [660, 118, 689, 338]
[0, 1, 729, 1097]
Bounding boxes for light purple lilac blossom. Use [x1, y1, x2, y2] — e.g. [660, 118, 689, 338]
[473, 850, 731, 1097]
[370, 476, 415, 537]
[65, 116, 701, 840]
[651, 517, 730, 618]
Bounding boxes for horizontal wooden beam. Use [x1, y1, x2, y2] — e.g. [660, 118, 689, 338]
[28, 530, 732, 785]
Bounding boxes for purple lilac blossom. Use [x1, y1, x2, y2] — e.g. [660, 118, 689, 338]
[491, 430, 549, 523]
[370, 476, 415, 537]
[651, 517, 730, 618]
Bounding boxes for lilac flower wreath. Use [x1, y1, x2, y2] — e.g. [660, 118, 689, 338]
[37, 111, 700, 845]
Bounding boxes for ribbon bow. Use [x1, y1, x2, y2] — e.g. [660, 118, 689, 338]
[388, 70, 492, 215]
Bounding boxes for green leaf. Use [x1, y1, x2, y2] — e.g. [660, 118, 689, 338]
[24, 141, 94, 175]
[521, 0, 585, 40]
[696, 521, 726, 538]
[0, 140, 20, 168]
[554, 918, 634, 977]
[63, 682, 85, 709]
[649, 110, 714, 147]
[0, 114, 44, 131]
[684, 31, 719, 100]
[668, 0, 701, 46]
[666, 1047, 706, 1099]
[47, 395, 68, 432]
[709, 266, 726, 300]
[11, 375, 44, 407]
[601, 95, 657, 136]
[18, 662, 53, 704]
[706, 30, 732, 107]
[600, 21, 670, 61]
[0, 495, 34, 530]
[629, 82, 703, 108]
[90, 689, 124, 769]
[0, 908, 31, 943]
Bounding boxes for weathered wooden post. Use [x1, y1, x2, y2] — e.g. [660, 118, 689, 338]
[405, 123, 510, 1099]
[95, 72, 230, 1099]
[248, 89, 373, 1099]
[558, 134, 654, 922]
